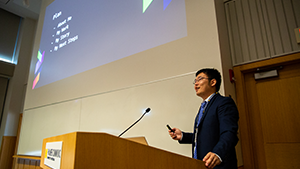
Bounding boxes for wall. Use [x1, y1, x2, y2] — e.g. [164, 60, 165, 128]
[18, 0, 231, 161]
[225, 0, 300, 66]
[8, 0, 299, 168]
[0, 17, 37, 147]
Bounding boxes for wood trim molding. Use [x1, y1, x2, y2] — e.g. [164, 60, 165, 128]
[13, 155, 41, 160]
[235, 52, 300, 73]
[233, 66, 255, 169]
[14, 113, 22, 155]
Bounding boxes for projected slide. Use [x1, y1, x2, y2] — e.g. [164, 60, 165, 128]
[33, 0, 187, 89]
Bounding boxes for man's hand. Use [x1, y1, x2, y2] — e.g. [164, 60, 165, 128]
[168, 128, 182, 141]
[203, 152, 221, 168]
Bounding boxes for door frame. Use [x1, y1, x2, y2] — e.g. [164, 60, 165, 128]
[233, 52, 300, 169]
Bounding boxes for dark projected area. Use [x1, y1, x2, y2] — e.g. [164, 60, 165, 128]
[32, 0, 187, 89]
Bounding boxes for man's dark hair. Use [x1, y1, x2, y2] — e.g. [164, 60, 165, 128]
[195, 68, 221, 92]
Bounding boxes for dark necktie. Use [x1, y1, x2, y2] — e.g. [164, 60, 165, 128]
[193, 101, 207, 159]
[196, 101, 207, 127]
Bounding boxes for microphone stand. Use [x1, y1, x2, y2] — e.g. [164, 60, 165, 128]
[118, 108, 150, 137]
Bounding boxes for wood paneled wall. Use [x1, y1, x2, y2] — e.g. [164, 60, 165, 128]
[0, 136, 16, 169]
[225, 0, 300, 65]
[0, 136, 41, 169]
[13, 158, 42, 169]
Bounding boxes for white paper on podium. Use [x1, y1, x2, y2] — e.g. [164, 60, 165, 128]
[44, 141, 63, 169]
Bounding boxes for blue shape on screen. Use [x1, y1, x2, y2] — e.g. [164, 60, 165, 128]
[164, 0, 172, 10]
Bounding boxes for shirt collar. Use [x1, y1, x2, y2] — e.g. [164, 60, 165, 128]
[204, 92, 217, 103]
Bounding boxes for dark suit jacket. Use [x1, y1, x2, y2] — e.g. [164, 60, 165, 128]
[180, 93, 239, 169]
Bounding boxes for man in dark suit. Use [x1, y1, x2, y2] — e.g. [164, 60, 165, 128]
[169, 68, 239, 169]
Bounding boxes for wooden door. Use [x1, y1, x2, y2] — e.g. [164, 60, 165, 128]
[234, 52, 300, 169]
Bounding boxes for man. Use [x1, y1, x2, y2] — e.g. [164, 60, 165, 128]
[169, 68, 239, 169]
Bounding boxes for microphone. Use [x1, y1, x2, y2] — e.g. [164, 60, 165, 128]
[118, 108, 151, 137]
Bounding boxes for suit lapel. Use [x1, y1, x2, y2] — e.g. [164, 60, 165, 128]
[199, 93, 219, 125]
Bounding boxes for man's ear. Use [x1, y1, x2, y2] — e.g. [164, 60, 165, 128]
[210, 79, 217, 87]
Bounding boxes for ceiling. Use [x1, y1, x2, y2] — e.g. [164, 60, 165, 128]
[0, 0, 41, 20]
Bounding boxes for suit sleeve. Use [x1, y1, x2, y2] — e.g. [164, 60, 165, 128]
[212, 97, 239, 160]
[179, 132, 194, 144]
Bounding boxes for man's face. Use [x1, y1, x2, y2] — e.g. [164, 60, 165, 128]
[194, 73, 214, 99]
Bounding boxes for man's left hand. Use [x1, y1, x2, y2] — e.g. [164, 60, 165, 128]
[202, 152, 221, 169]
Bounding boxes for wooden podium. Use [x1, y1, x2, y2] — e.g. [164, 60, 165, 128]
[40, 132, 205, 169]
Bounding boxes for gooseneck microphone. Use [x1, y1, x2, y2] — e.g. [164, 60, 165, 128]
[118, 108, 151, 137]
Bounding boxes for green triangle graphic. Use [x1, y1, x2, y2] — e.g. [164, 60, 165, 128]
[143, 0, 153, 13]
